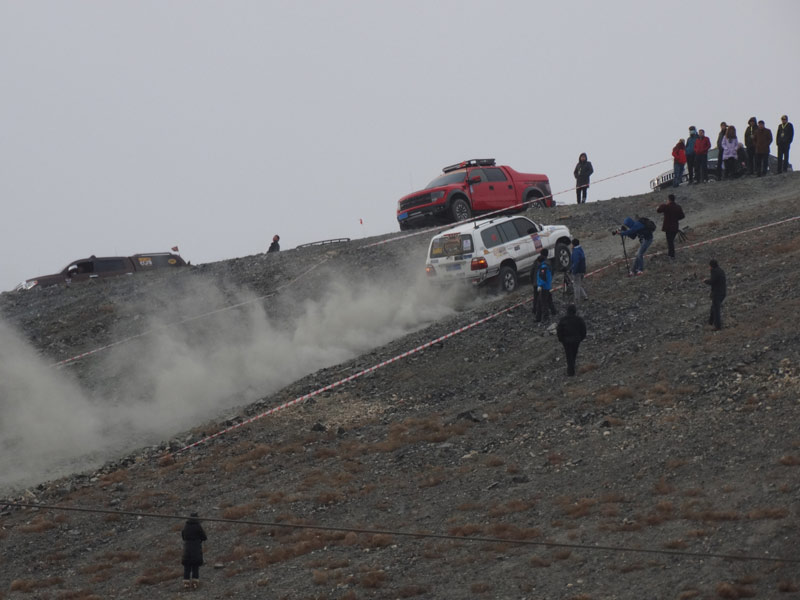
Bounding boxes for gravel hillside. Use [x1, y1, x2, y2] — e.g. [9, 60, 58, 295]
[2, 173, 800, 600]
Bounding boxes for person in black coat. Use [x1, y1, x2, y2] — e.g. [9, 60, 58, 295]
[573, 153, 593, 204]
[556, 304, 587, 376]
[182, 512, 208, 589]
[703, 259, 726, 330]
[267, 234, 280, 253]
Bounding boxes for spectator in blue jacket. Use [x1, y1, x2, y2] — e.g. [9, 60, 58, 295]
[616, 216, 653, 275]
[570, 238, 588, 304]
[531, 250, 556, 322]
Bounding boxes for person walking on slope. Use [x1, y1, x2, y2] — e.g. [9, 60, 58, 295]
[267, 234, 280, 253]
[570, 238, 589, 304]
[753, 120, 773, 177]
[685, 127, 698, 184]
[656, 193, 685, 259]
[182, 512, 208, 590]
[694, 129, 711, 183]
[573, 152, 594, 204]
[615, 216, 654, 276]
[672, 139, 687, 187]
[557, 304, 587, 376]
[532, 250, 556, 323]
[776, 115, 793, 174]
[721, 125, 739, 179]
[703, 259, 727, 330]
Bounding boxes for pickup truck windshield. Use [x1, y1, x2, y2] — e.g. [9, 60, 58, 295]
[425, 171, 466, 189]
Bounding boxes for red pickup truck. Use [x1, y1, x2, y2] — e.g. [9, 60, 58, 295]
[396, 158, 553, 230]
[15, 252, 187, 290]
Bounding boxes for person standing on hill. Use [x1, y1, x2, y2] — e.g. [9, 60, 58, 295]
[656, 193, 685, 259]
[703, 259, 727, 330]
[715, 122, 728, 180]
[532, 250, 556, 323]
[776, 115, 793, 174]
[267, 234, 280, 253]
[694, 129, 711, 183]
[181, 512, 208, 590]
[672, 139, 687, 187]
[721, 125, 739, 179]
[557, 304, 587, 376]
[685, 126, 698, 184]
[573, 153, 593, 204]
[570, 238, 588, 304]
[753, 120, 773, 177]
[744, 117, 758, 175]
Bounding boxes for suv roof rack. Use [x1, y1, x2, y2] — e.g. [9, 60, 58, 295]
[442, 158, 496, 173]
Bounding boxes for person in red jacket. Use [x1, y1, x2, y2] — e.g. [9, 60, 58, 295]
[672, 139, 687, 187]
[693, 129, 711, 183]
[656, 193, 685, 259]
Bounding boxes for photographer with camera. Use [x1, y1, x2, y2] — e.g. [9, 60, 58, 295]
[531, 250, 557, 323]
[613, 216, 654, 276]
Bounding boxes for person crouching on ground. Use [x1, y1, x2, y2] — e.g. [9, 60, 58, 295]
[182, 512, 207, 589]
[615, 217, 653, 275]
[703, 259, 726, 330]
[656, 193, 685, 259]
[557, 304, 587, 376]
[532, 250, 556, 323]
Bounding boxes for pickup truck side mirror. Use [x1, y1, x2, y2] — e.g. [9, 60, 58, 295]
[468, 176, 482, 185]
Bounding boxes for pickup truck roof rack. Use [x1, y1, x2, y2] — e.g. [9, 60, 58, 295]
[442, 158, 496, 173]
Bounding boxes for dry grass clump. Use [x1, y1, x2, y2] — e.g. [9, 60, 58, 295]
[9, 577, 63, 592]
[136, 568, 183, 585]
[779, 455, 800, 466]
[488, 498, 535, 517]
[417, 466, 446, 488]
[557, 496, 598, 519]
[396, 584, 429, 597]
[594, 385, 634, 406]
[371, 416, 471, 453]
[652, 476, 674, 495]
[57, 590, 103, 599]
[678, 590, 700, 599]
[470, 582, 491, 593]
[19, 516, 57, 533]
[715, 581, 756, 598]
[483, 454, 505, 467]
[221, 502, 259, 520]
[746, 507, 788, 520]
[530, 555, 551, 567]
[359, 569, 387, 588]
[778, 580, 799, 592]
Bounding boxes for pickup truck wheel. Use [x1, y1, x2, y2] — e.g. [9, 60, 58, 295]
[553, 243, 572, 272]
[450, 198, 472, 222]
[498, 265, 518, 293]
[527, 193, 544, 209]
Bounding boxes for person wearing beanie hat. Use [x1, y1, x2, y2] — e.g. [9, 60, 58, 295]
[181, 512, 207, 589]
[744, 117, 758, 175]
[268, 234, 280, 253]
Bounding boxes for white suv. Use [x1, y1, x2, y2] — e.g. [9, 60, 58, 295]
[424, 215, 573, 293]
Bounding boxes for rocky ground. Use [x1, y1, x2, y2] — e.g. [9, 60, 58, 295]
[1, 173, 800, 600]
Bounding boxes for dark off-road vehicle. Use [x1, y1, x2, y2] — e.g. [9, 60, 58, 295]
[15, 252, 188, 290]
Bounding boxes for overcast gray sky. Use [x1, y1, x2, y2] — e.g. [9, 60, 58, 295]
[2, 0, 798, 291]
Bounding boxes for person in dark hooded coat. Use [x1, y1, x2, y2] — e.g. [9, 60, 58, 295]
[703, 259, 726, 330]
[557, 304, 587, 376]
[182, 512, 207, 589]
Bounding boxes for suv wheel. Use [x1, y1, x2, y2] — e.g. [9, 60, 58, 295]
[450, 198, 472, 222]
[498, 265, 518, 293]
[553, 242, 572, 272]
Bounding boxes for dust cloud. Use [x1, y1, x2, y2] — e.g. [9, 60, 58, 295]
[0, 268, 466, 492]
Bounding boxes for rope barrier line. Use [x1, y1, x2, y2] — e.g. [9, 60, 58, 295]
[173, 298, 529, 455]
[172, 212, 800, 454]
[50, 257, 330, 368]
[2, 502, 796, 565]
[359, 158, 672, 250]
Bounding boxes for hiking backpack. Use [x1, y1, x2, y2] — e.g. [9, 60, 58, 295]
[639, 217, 657, 232]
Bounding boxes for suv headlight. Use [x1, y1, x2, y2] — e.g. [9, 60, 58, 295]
[430, 191, 445, 201]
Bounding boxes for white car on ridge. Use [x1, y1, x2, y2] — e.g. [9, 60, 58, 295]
[425, 215, 573, 293]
